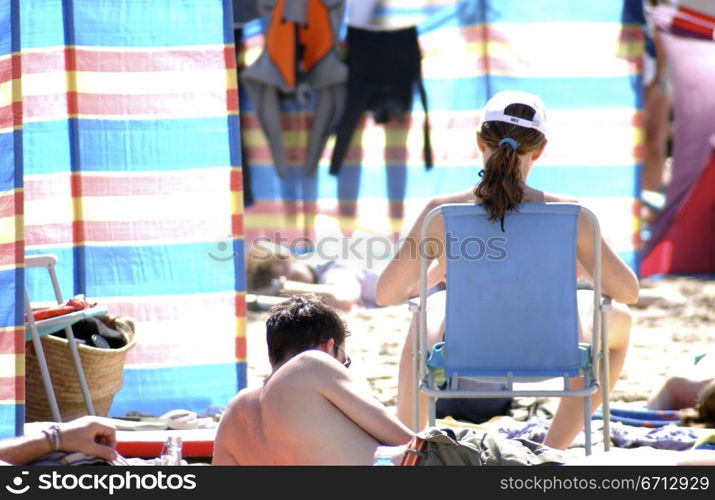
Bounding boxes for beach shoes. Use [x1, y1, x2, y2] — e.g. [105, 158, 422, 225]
[161, 409, 200, 430]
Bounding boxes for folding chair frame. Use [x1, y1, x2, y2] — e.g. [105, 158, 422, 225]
[410, 203, 612, 455]
[25, 254, 102, 421]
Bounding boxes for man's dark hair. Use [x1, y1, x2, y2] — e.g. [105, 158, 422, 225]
[265, 294, 348, 366]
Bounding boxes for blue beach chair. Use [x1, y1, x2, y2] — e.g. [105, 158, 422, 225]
[411, 203, 612, 455]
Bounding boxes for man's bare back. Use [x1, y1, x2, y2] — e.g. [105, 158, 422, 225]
[212, 350, 413, 465]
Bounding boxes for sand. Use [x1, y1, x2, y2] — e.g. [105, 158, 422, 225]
[246, 277, 715, 412]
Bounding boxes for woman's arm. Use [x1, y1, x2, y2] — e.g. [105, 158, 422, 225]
[375, 199, 444, 306]
[576, 211, 639, 304]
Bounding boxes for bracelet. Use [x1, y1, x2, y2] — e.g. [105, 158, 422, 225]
[42, 424, 62, 452]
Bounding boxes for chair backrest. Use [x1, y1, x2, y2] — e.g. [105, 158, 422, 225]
[435, 203, 581, 378]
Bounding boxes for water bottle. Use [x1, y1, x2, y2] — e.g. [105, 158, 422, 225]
[373, 446, 395, 466]
[159, 435, 183, 465]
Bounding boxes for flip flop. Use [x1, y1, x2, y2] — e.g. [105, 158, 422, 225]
[160, 409, 200, 430]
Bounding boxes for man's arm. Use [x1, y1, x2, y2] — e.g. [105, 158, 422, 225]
[308, 353, 414, 446]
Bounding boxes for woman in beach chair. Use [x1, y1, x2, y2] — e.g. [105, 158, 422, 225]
[375, 90, 640, 450]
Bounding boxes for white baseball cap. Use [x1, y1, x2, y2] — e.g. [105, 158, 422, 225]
[481, 90, 548, 136]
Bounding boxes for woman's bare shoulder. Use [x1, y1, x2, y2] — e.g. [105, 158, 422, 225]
[542, 191, 580, 204]
[430, 190, 476, 207]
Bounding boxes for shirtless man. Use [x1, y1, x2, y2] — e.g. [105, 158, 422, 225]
[212, 295, 715, 466]
[212, 294, 413, 465]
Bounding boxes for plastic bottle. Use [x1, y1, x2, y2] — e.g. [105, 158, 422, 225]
[159, 435, 183, 465]
[373, 446, 395, 466]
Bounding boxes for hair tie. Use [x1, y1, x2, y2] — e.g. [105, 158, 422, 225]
[498, 137, 519, 150]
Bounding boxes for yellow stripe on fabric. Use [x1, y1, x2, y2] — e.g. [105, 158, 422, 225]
[0, 215, 23, 246]
[0, 79, 15, 107]
[0, 354, 24, 378]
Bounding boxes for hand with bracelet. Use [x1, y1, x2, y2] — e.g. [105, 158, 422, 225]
[0, 416, 117, 465]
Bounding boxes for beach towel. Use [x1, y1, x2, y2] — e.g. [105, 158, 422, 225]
[593, 406, 681, 428]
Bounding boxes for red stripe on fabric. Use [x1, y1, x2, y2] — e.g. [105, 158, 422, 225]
[679, 6, 715, 24]
[20, 48, 64, 74]
[235, 335, 246, 361]
[223, 45, 237, 70]
[0, 328, 26, 353]
[230, 168, 242, 192]
[0, 242, 24, 267]
[21, 94, 69, 119]
[672, 16, 713, 37]
[34, 219, 225, 244]
[22, 47, 231, 73]
[235, 294, 246, 317]
[0, 376, 25, 402]
[26, 171, 232, 200]
[0, 54, 22, 82]
[226, 88, 239, 112]
[232, 214, 244, 238]
[0, 191, 22, 218]
[23, 92, 229, 120]
[24, 223, 72, 247]
[1, 102, 24, 129]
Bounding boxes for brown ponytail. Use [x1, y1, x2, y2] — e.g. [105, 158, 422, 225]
[474, 103, 547, 223]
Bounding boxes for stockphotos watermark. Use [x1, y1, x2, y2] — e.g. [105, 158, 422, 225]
[210, 234, 508, 266]
[3, 469, 197, 496]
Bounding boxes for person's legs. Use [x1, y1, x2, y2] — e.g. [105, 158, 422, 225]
[543, 291, 632, 450]
[396, 291, 445, 429]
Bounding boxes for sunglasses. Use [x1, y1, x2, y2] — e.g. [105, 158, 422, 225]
[335, 344, 352, 369]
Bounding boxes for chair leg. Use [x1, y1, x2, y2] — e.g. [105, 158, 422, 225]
[62, 326, 96, 416]
[427, 396, 436, 428]
[24, 291, 62, 422]
[600, 305, 611, 451]
[411, 310, 420, 432]
[46, 263, 96, 416]
[583, 375, 592, 456]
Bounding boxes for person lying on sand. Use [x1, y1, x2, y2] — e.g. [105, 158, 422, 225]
[648, 350, 715, 428]
[212, 295, 713, 466]
[245, 241, 379, 312]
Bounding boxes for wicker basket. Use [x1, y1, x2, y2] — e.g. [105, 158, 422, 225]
[25, 316, 136, 422]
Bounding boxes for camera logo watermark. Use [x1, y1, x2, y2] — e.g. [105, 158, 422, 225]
[5, 471, 30, 495]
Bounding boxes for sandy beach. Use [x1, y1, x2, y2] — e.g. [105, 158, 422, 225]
[246, 276, 715, 413]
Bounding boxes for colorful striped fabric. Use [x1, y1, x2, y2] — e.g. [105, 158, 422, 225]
[0, 0, 25, 439]
[241, 0, 642, 272]
[2, 0, 245, 436]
